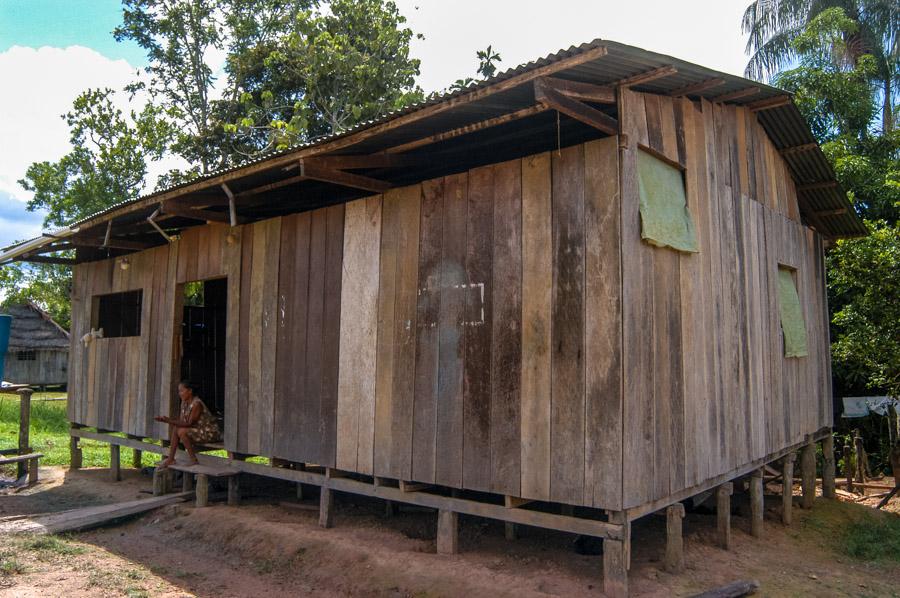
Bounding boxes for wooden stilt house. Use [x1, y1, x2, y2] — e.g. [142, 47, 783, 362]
[0, 40, 865, 596]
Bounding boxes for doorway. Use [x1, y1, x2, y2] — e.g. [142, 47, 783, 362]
[179, 278, 227, 424]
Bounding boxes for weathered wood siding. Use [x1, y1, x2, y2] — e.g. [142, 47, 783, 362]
[3, 349, 68, 386]
[618, 89, 831, 509]
[67, 101, 830, 512]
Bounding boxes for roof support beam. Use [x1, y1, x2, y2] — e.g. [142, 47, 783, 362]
[15, 256, 76, 266]
[817, 208, 848, 217]
[748, 95, 792, 111]
[221, 183, 238, 227]
[534, 78, 618, 136]
[539, 76, 616, 103]
[615, 65, 678, 87]
[71, 237, 154, 251]
[235, 174, 308, 198]
[669, 77, 725, 97]
[303, 153, 420, 170]
[160, 201, 235, 224]
[779, 143, 819, 157]
[385, 104, 550, 154]
[298, 161, 392, 193]
[797, 181, 840, 193]
[711, 87, 760, 103]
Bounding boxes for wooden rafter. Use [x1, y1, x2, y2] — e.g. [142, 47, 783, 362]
[534, 78, 618, 136]
[299, 161, 392, 193]
[539, 76, 616, 103]
[711, 87, 760, 103]
[797, 181, 839, 193]
[385, 104, 550, 154]
[303, 153, 419, 170]
[161, 201, 235, 224]
[235, 174, 308, 198]
[30, 243, 76, 255]
[747, 95, 792, 111]
[778, 143, 818, 157]
[616, 65, 678, 87]
[669, 77, 725, 97]
[15, 256, 76, 265]
[72, 236, 154, 251]
[816, 208, 847, 217]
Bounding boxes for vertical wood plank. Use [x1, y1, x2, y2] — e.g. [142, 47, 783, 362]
[223, 227, 242, 450]
[490, 158, 522, 496]
[320, 203, 345, 467]
[374, 190, 400, 477]
[520, 152, 553, 501]
[304, 209, 328, 461]
[550, 143, 585, 504]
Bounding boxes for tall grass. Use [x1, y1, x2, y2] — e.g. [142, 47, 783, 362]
[0, 393, 120, 468]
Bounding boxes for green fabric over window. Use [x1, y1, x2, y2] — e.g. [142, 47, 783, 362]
[777, 267, 808, 358]
[637, 150, 698, 253]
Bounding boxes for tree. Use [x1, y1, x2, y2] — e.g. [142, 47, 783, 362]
[225, 0, 423, 156]
[450, 45, 502, 91]
[742, 0, 898, 132]
[0, 88, 172, 328]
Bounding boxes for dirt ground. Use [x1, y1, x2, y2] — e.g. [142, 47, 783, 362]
[1, 466, 899, 597]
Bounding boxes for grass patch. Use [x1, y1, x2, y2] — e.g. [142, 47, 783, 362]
[18, 535, 86, 558]
[0, 555, 26, 576]
[802, 499, 900, 563]
[0, 394, 113, 468]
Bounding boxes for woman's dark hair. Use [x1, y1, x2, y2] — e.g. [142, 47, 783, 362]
[179, 380, 199, 395]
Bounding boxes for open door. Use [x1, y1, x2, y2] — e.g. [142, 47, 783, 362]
[179, 278, 227, 428]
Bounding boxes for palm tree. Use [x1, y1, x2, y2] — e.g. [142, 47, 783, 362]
[742, 0, 898, 132]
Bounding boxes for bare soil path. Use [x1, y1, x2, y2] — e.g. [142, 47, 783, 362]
[1, 467, 898, 597]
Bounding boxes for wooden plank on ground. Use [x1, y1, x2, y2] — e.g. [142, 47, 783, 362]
[520, 152, 552, 502]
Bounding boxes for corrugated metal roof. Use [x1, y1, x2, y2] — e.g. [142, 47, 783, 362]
[2, 38, 866, 262]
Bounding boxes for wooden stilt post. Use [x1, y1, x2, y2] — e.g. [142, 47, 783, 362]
[822, 434, 836, 499]
[182, 472, 194, 492]
[69, 434, 82, 471]
[843, 445, 854, 492]
[716, 482, 733, 550]
[782, 453, 795, 525]
[384, 500, 396, 517]
[28, 456, 38, 484]
[505, 521, 518, 541]
[296, 482, 304, 501]
[109, 444, 121, 481]
[664, 503, 685, 573]
[228, 475, 241, 506]
[126, 435, 143, 469]
[801, 441, 816, 509]
[436, 509, 458, 554]
[319, 486, 334, 528]
[196, 474, 209, 507]
[16, 388, 32, 480]
[153, 468, 171, 496]
[750, 468, 764, 538]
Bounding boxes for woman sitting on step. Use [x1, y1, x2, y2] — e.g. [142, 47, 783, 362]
[154, 381, 220, 468]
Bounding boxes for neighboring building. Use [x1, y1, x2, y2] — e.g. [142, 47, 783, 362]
[0, 39, 864, 596]
[3, 302, 69, 387]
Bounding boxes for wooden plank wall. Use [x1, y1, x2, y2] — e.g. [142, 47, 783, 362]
[4, 349, 69, 386]
[618, 88, 831, 509]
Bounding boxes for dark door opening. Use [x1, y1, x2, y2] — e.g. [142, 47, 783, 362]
[180, 278, 227, 425]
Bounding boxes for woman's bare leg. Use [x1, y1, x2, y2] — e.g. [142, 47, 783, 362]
[160, 424, 178, 467]
[177, 429, 198, 464]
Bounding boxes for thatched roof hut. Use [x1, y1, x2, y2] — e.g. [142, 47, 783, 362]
[3, 302, 69, 386]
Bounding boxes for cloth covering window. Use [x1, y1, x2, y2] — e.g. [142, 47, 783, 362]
[637, 150, 698, 253]
[777, 267, 808, 358]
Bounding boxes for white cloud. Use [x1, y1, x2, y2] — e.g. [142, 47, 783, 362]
[395, 0, 752, 93]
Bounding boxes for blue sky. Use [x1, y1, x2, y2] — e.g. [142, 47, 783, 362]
[0, 0, 146, 66]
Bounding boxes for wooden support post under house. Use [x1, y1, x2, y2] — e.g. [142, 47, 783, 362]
[28, 457, 38, 484]
[822, 435, 836, 499]
[603, 513, 629, 598]
[782, 454, 795, 525]
[109, 444, 121, 482]
[296, 482, 304, 501]
[384, 500, 396, 517]
[153, 468, 172, 496]
[182, 472, 194, 493]
[228, 475, 241, 506]
[126, 435, 143, 469]
[716, 483, 733, 550]
[664, 503, 685, 573]
[195, 474, 209, 507]
[505, 522, 518, 541]
[319, 486, 334, 528]
[800, 441, 816, 509]
[750, 468, 764, 538]
[17, 388, 32, 480]
[69, 435, 82, 471]
[436, 509, 459, 555]
[842, 445, 854, 492]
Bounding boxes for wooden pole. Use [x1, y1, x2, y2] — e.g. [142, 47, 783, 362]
[127, 435, 143, 469]
[750, 468, 764, 538]
[854, 431, 867, 485]
[109, 444, 121, 482]
[153, 468, 170, 496]
[69, 434, 82, 471]
[296, 482, 304, 501]
[603, 538, 628, 598]
[16, 388, 32, 480]
[800, 441, 816, 509]
[505, 521, 518, 541]
[842, 445, 854, 492]
[716, 482, 733, 550]
[436, 509, 459, 554]
[182, 472, 194, 493]
[195, 473, 209, 507]
[664, 503, 685, 573]
[782, 454, 795, 525]
[228, 475, 241, 506]
[319, 486, 334, 528]
[822, 434, 836, 499]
